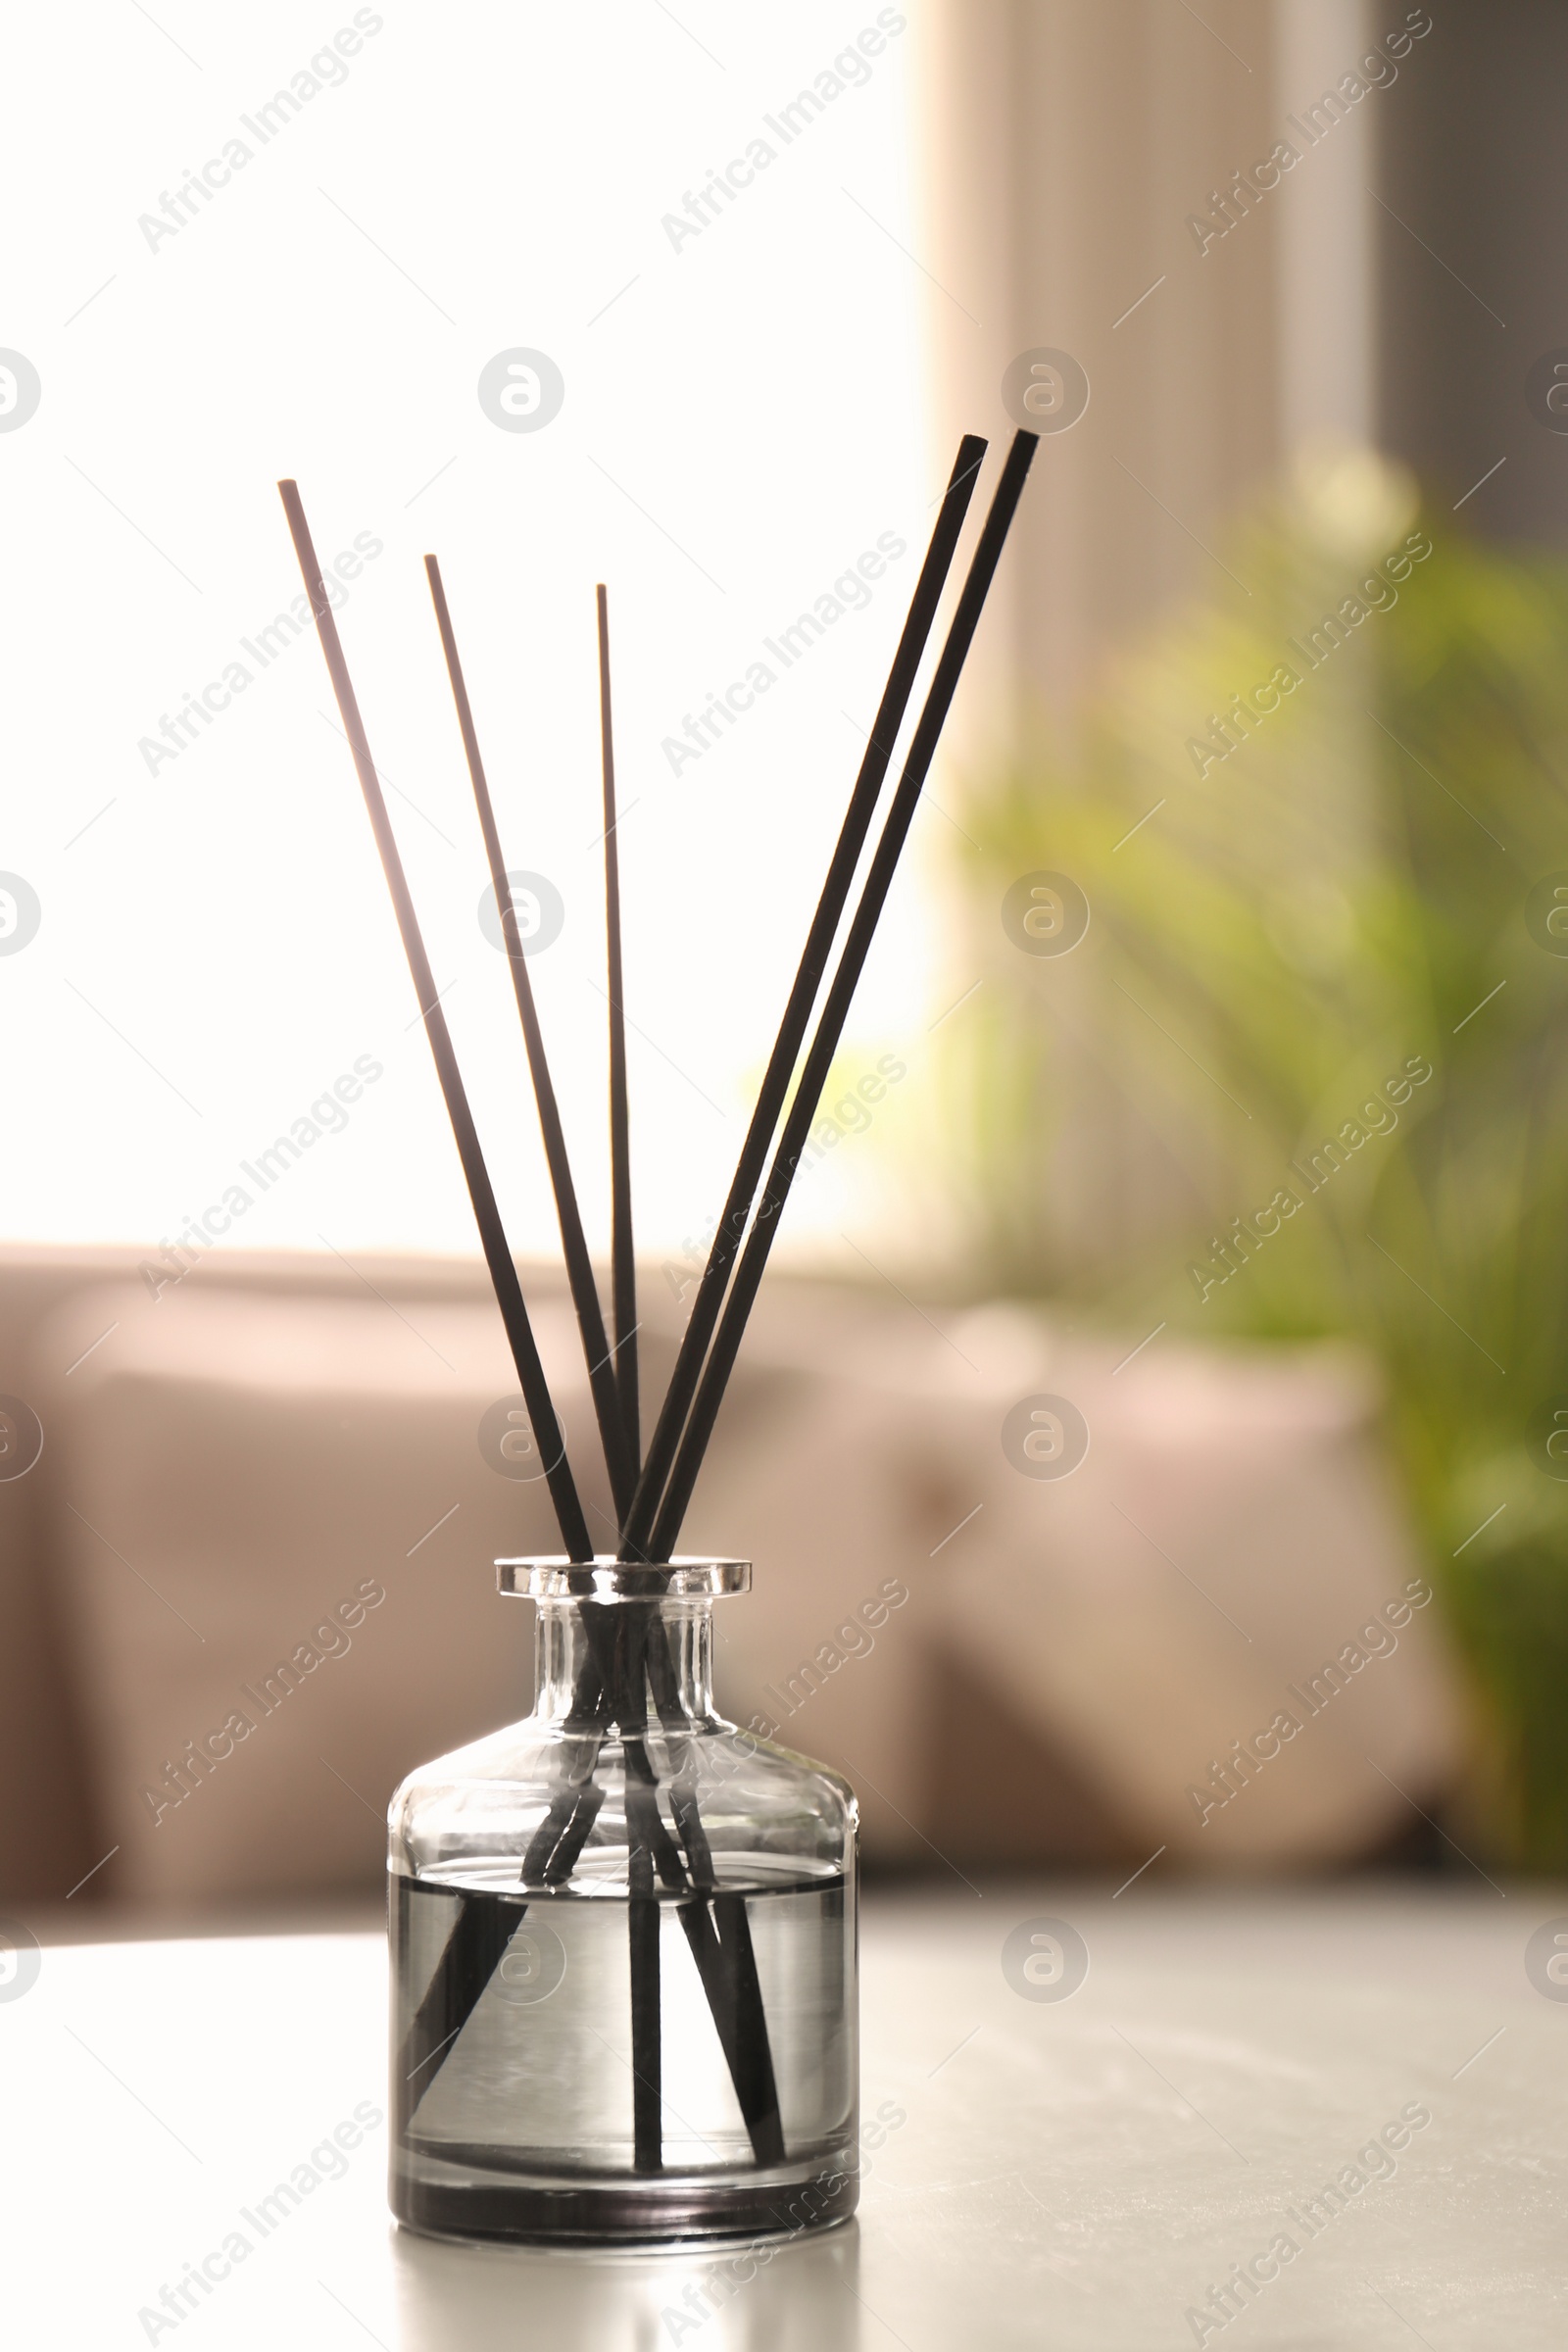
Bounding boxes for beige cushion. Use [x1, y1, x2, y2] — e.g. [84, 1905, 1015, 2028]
[40, 1277, 589, 1904]
[33, 1267, 1464, 1904]
[687, 1291, 1465, 1865]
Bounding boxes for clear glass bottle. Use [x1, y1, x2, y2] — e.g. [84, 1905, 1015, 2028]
[388, 1557, 859, 2245]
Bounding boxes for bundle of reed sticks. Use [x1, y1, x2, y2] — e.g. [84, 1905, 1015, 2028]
[279, 425, 1035, 2182]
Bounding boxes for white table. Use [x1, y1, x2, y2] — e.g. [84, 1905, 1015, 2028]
[5, 1885, 1563, 2348]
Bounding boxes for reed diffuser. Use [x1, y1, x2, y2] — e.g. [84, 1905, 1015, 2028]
[279, 426, 1035, 2246]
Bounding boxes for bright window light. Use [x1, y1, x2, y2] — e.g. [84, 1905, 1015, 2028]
[2, 4, 929, 1267]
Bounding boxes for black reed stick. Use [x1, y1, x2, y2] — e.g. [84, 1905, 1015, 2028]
[598, 584, 639, 1473]
[646, 1626, 783, 2159]
[278, 480, 593, 1563]
[569, 1597, 784, 2161]
[423, 555, 636, 1522]
[646, 430, 1039, 1557]
[619, 1611, 662, 2170]
[616, 434, 987, 1562]
[395, 1884, 519, 2134]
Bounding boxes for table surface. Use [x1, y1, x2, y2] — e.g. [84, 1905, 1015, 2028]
[5, 1883, 1564, 2350]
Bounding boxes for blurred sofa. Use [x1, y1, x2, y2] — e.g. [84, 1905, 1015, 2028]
[0, 1247, 1466, 1917]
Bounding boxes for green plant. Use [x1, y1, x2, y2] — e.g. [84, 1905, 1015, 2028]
[936, 445, 1568, 1867]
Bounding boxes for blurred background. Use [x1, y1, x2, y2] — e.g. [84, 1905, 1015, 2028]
[4, 0, 1566, 1926]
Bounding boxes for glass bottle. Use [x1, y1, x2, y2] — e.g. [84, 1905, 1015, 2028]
[388, 1557, 859, 2245]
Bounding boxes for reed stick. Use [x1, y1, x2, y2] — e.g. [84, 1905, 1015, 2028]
[646, 430, 1039, 1558]
[598, 585, 640, 1472]
[570, 1596, 784, 2162]
[647, 1627, 783, 2159]
[616, 434, 987, 1562]
[621, 1613, 663, 2170]
[423, 555, 635, 1521]
[277, 479, 593, 1563]
[395, 1886, 519, 2120]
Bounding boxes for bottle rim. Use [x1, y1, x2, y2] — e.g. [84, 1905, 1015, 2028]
[496, 1555, 751, 1601]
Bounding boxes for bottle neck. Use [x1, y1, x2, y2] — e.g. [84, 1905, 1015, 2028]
[533, 1597, 717, 1728]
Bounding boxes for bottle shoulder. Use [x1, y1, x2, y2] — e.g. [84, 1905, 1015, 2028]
[396, 1712, 848, 1799]
[390, 1712, 857, 1884]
